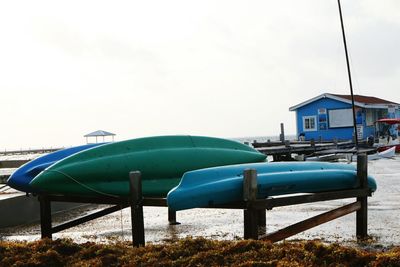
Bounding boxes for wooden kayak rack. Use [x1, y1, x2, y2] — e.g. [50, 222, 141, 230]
[38, 154, 371, 247]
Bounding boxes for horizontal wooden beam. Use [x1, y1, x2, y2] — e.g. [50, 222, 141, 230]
[209, 189, 370, 210]
[52, 204, 126, 233]
[143, 198, 167, 206]
[207, 201, 246, 209]
[260, 201, 361, 243]
[47, 194, 127, 205]
[253, 188, 370, 210]
[45, 195, 167, 207]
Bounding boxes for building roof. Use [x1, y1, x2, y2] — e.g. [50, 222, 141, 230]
[330, 94, 399, 105]
[289, 93, 399, 111]
[84, 130, 116, 137]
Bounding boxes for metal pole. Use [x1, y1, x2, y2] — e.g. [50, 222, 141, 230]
[337, 0, 359, 150]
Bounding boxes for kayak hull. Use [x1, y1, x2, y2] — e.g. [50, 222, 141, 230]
[7, 143, 105, 193]
[30, 136, 266, 197]
[167, 162, 377, 211]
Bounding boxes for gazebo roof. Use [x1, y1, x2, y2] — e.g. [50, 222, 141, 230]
[84, 130, 116, 137]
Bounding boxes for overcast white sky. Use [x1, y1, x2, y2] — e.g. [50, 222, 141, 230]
[1, 0, 399, 150]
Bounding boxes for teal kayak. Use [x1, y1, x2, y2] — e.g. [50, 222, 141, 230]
[30, 135, 266, 197]
[167, 162, 377, 211]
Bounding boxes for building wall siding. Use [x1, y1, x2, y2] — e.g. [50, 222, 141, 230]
[296, 97, 363, 141]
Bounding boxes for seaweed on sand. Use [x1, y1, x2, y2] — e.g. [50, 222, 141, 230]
[0, 237, 399, 266]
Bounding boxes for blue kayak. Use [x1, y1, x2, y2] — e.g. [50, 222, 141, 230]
[167, 162, 377, 211]
[7, 143, 105, 193]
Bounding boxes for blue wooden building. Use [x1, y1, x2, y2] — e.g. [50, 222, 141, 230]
[289, 93, 400, 141]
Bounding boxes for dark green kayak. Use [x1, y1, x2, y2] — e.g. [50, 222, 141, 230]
[30, 135, 266, 197]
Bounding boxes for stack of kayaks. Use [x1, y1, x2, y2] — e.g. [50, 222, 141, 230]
[9, 135, 377, 210]
[28, 136, 267, 197]
[166, 162, 377, 211]
[7, 143, 105, 193]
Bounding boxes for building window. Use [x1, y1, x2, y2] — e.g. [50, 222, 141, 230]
[328, 108, 353, 128]
[366, 109, 375, 126]
[303, 116, 317, 131]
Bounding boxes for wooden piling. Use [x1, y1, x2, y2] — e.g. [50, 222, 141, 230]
[243, 169, 258, 240]
[284, 140, 291, 148]
[310, 138, 315, 149]
[280, 123, 285, 143]
[129, 171, 145, 247]
[356, 153, 368, 239]
[333, 138, 338, 147]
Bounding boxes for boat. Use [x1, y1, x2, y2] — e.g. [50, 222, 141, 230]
[30, 135, 267, 197]
[7, 143, 105, 193]
[348, 146, 396, 162]
[307, 147, 395, 162]
[167, 162, 377, 211]
[374, 118, 400, 153]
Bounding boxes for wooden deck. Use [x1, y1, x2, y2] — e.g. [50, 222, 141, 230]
[253, 140, 375, 161]
[0, 148, 63, 183]
[0, 148, 62, 156]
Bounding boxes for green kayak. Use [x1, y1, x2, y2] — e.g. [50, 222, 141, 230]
[30, 135, 266, 197]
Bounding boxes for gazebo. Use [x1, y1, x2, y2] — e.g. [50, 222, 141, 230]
[84, 130, 116, 144]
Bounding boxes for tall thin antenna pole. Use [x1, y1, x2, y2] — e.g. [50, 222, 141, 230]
[337, 0, 359, 150]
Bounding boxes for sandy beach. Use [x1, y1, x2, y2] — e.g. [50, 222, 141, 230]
[1, 155, 399, 248]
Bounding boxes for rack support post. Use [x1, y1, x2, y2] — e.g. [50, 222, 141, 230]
[39, 195, 52, 239]
[356, 153, 368, 239]
[243, 169, 258, 239]
[168, 208, 180, 225]
[129, 171, 145, 247]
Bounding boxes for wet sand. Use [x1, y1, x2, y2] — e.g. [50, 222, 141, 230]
[1, 156, 399, 248]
